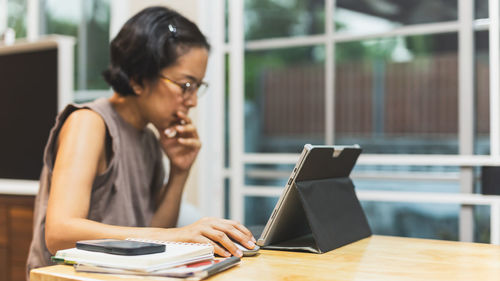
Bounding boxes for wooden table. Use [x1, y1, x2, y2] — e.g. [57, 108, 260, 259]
[30, 235, 500, 281]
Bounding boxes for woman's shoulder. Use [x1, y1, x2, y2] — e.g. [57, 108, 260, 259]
[57, 108, 107, 149]
[65, 108, 105, 130]
[56, 99, 109, 130]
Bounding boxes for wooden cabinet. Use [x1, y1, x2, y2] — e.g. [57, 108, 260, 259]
[0, 195, 35, 281]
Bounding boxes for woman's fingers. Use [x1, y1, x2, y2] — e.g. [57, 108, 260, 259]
[214, 223, 256, 249]
[228, 220, 256, 243]
[185, 217, 258, 257]
[175, 111, 192, 124]
[164, 128, 177, 138]
[220, 219, 255, 241]
[164, 123, 199, 141]
[200, 237, 231, 257]
[202, 229, 242, 257]
[177, 138, 201, 148]
[175, 124, 197, 134]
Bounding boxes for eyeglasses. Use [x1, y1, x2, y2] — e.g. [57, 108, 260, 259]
[159, 75, 209, 100]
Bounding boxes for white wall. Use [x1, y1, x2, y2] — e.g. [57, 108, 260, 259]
[130, 0, 199, 23]
[0, 0, 7, 34]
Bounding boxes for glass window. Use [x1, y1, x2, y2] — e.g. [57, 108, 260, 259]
[244, 0, 325, 41]
[353, 165, 462, 241]
[241, 164, 480, 241]
[225, 54, 231, 167]
[7, 0, 27, 38]
[362, 201, 460, 240]
[225, 0, 229, 43]
[475, 0, 488, 20]
[335, 0, 458, 35]
[243, 163, 295, 226]
[474, 205, 490, 243]
[363, 201, 490, 243]
[224, 179, 231, 219]
[353, 165, 461, 193]
[244, 46, 326, 153]
[229, 0, 494, 242]
[245, 163, 295, 186]
[41, 0, 110, 91]
[335, 33, 459, 154]
[476, 30, 489, 155]
[245, 196, 278, 226]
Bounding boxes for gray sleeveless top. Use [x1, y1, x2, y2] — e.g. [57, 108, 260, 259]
[26, 98, 165, 278]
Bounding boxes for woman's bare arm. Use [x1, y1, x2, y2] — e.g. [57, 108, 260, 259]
[44, 109, 255, 257]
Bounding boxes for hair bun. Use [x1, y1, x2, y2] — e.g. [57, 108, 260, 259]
[103, 66, 136, 96]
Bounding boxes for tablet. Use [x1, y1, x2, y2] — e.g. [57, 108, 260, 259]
[256, 144, 362, 249]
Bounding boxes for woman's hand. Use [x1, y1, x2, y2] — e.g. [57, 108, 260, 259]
[160, 111, 201, 172]
[175, 217, 257, 257]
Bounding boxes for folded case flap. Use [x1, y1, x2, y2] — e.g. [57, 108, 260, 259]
[295, 177, 371, 253]
[262, 233, 319, 253]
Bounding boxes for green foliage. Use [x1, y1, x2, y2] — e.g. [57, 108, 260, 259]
[241, 0, 326, 101]
[244, 0, 324, 40]
[405, 35, 433, 56]
[7, 0, 27, 38]
[44, 13, 79, 90]
[240, 0, 402, 101]
[244, 47, 318, 101]
[85, 0, 111, 90]
[43, 0, 110, 90]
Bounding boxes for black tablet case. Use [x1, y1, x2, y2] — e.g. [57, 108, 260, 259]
[262, 146, 372, 254]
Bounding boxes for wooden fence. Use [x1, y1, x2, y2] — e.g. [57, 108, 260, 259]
[260, 54, 489, 140]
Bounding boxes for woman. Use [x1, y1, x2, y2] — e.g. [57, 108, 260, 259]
[26, 6, 255, 275]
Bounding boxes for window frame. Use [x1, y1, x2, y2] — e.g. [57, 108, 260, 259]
[198, 0, 500, 244]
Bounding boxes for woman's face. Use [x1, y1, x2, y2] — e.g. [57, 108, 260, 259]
[137, 47, 209, 132]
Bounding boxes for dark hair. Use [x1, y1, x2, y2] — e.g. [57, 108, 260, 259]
[103, 6, 210, 96]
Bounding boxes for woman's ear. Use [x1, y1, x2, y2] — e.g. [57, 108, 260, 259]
[130, 79, 143, 95]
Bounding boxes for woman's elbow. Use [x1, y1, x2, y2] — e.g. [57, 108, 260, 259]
[44, 220, 66, 254]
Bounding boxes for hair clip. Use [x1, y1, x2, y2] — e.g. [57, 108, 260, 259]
[168, 24, 177, 38]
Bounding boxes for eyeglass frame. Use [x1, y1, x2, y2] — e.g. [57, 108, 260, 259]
[159, 74, 209, 99]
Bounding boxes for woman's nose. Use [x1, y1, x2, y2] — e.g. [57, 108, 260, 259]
[184, 92, 198, 107]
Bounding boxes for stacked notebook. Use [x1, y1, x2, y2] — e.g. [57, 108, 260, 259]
[53, 238, 214, 273]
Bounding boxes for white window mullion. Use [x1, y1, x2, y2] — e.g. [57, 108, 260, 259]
[197, 0, 226, 218]
[26, 0, 39, 41]
[489, 0, 500, 246]
[242, 153, 500, 166]
[229, 0, 245, 223]
[334, 21, 460, 43]
[458, 0, 475, 243]
[56, 36, 76, 111]
[110, 0, 131, 40]
[325, 0, 335, 145]
[490, 0, 500, 157]
[245, 34, 327, 50]
[77, 0, 88, 90]
[0, 0, 7, 34]
[491, 202, 500, 244]
[458, 0, 475, 156]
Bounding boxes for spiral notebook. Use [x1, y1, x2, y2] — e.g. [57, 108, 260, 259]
[53, 238, 214, 272]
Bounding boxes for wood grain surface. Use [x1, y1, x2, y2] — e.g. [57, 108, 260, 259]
[31, 235, 500, 281]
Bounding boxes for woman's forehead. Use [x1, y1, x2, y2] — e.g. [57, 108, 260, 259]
[163, 47, 208, 78]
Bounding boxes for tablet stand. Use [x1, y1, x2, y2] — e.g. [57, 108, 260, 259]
[264, 177, 371, 254]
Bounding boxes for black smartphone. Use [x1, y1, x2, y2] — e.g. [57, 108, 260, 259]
[76, 239, 165, 256]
